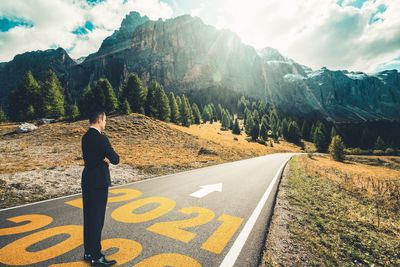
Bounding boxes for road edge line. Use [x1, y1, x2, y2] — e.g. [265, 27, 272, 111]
[219, 156, 292, 267]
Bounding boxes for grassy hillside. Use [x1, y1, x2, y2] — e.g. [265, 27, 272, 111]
[0, 113, 303, 208]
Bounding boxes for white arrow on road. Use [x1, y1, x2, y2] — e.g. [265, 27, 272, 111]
[190, 183, 223, 198]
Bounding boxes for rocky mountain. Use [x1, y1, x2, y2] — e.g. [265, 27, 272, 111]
[259, 47, 400, 122]
[0, 11, 399, 123]
[67, 11, 265, 101]
[0, 47, 77, 106]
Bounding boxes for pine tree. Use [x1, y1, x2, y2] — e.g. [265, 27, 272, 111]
[99, 78, 119, 114]
[232, 118, 241, 135]
[78, 78, 118, 117]
[94, 78, 119, 114]
[310, 123, 316, 139]
[202, 105, 211, 123]
[191, 103, 202, 124]
[175, 95, 182, 110]
[154, 82, 170, 121]
[26, 104, 35, 120]
[244, 107, 250, 122]
[120, 73, 146, 114]
[313, 126, 328, 152]
[168, 92, 180, 123]
[0, 106, 7, 123]
[360, 128, 374, 149]
[329, 135, 345, 162]
[9, 70, 41, 121]
[66, 103, 80, 120]
[145, 81, 157, 117]
[40, 69, 65, 118]
[221, 110, 231, 130]
[245, 113, 254, 136]
[301, 120, 311, 140]
[225, 109, 232, 129]
[121, 98, 132, 115]
[179, 95, 191, 127]
[251, 121, 259, 141]
[237, 96, 247, 116]
[78, 85, 96, 118]
[253, 110, 260, 126]
[281, 118, 289, 139]
[374, 136, 386, 150]
[217, 104, 224, 121]
[210, 104, 217, 122]
[185, 97, 194, 124]
[259, 117, 269, 141]
[318, 121, 329, 139]
[287, 121, 301, 143]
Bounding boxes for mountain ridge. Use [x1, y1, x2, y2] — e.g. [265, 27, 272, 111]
[0, 11, 399, 123]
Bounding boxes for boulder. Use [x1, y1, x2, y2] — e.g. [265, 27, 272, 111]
[16, 123, 38, 133]
[37, 118, 56, 125]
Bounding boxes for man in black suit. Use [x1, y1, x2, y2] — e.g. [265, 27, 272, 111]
[81, 110, 120, 266]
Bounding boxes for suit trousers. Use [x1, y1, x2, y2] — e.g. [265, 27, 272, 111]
[82, 186, 109, 259]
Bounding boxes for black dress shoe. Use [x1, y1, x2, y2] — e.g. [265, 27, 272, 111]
[83, 253, 92, 261]
[90, 255, 117, 266]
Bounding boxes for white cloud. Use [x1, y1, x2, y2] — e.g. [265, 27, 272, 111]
[186, 0, 400, 72]
[0, 0, 173, 61]
[1, 0, 399, 72]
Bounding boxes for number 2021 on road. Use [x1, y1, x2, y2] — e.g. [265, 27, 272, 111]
[65, 188, 244, 254]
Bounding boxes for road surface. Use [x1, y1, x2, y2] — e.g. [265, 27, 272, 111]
[0, 153, 293, 267]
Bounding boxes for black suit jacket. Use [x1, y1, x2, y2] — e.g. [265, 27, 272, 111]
[81, 127, 120, 188]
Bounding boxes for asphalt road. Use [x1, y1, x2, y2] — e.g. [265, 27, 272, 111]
[0, 153, 294, 267]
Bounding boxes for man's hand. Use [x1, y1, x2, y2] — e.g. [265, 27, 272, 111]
[104, 158, 110, 166]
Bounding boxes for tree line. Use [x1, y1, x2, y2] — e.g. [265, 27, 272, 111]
[1, 69, 399, 156]
[2, 70, 234, 129]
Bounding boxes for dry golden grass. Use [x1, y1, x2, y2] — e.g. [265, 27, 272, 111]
[0, 113, 304, 175]
[169, 120, 303, 155]
[310, 154, 400, 178]
[262, 155, 400, 266]
[306, 154, 400, 195]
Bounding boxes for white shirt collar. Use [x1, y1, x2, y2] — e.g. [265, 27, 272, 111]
[89, 126, 102, 134]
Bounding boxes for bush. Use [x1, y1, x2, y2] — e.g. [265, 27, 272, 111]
[384, 148, 397, 155]
[329, 135, 345, 162]
[372, 149, 385, 156]
[344, 147, 371, 155]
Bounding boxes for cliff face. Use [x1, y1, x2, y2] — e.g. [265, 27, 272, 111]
[0, 11, 399, 123]
[70, 12, 266, 100]
[258, 47, 400, 122]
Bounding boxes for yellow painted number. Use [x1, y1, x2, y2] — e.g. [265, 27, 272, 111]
[0, 214, 53, 236]
[65, 188, 143, 208]
[147, 207, 215, 243]
[201, 214, 243, 254]
[49, 238, 142, 267]
[112, 196, 176, 223]
[0, 225, 82, 265]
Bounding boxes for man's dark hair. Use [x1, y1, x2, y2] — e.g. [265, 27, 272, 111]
[88, 110, 105, 124]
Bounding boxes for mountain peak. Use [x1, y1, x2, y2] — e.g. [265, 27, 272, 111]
[120, 11, 149, 33]
[13, 47, 72, 63]
[258, 47, 287, 61]
[84, 11, 150, 62]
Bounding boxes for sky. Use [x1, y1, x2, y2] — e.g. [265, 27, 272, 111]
[0, 0, 399, 73]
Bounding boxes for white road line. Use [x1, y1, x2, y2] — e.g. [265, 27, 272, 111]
[219, 157, 291, 267]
